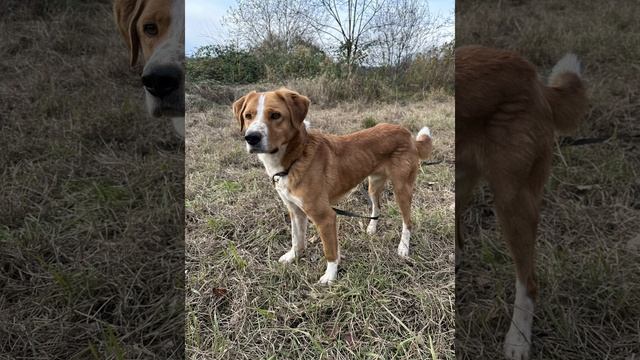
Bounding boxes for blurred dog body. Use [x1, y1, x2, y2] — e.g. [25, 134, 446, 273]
[455, 46, 588, 359]
[113, 0, 185, 137]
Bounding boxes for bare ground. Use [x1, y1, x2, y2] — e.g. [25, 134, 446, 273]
[185, 85, 455, 359]
[456, 0, 640, 358]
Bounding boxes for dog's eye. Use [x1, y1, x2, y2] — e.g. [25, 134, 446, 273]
[143, 23, 158, 36]
[270, 112, 281, 120]
[244, 113, 252, 119]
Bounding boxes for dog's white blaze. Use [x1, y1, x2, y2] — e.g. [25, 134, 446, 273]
[504, 279, 534, 360]
[397, 222, 410, 257]
[246, 94, 269, 152]
[255, 94, 266, 122]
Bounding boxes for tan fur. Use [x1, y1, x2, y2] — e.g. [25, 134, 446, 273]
[416, 133, 432, 159]
[113, 0, 174, 67]
[456, 46, 588, 310]
[233, 88, 432, 265]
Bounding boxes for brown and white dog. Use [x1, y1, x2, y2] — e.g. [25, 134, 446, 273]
[113, 0, 185, 137]
[233, 88, 433, 284]
[456, 46, 588, 359]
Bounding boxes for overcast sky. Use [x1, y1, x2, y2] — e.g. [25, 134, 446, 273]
[185, 0, 455, 56]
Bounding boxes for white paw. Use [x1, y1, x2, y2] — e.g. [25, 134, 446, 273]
[397, 242, 410, 257]
[366, 220, 378, 235]
[317, 261, 338, 284]
[317, 272, 336, 285]
[278, 249, 297, 264]
[504, 326, 531, 360]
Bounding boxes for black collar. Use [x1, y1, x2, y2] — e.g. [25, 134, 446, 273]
[271, 159, 298, 185]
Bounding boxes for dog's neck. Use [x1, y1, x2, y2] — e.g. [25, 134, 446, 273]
[258, 126, 308, 178]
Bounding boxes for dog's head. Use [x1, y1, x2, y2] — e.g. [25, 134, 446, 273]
[114, 0, 185, 121]
[232, 88, 310, 154]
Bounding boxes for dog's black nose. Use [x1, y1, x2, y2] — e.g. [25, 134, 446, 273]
[142, 65, 181, 98]
[244, 132, 262, 146]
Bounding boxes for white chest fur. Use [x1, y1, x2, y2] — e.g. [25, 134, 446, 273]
[258, 146, 304, 210]
[274, 175, 304, 209]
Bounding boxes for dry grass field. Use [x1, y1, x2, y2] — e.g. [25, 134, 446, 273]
[185, 83, 455, 359]
[456, 0, 640, 359]
[0, 1, 184, 358]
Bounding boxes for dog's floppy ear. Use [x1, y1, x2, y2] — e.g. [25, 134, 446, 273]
[232, 91, 256, 132]
[275, 88, 310, 129]
[113, 0, 145, 67]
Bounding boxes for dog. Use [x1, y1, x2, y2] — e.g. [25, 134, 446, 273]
[455, 45, 588, 359]
[113, 0, 185, 137]
[232, 88, 433, 284]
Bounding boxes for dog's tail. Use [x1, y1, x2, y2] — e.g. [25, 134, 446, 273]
[543, 53, 589, 134]
[415, 127, 433, 160]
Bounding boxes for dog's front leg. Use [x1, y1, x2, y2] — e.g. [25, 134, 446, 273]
[307, 208, 339, 284]
[278, 204, 308, 264]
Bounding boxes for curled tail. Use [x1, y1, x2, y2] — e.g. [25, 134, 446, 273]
[544, 53, 589, 134]
[415, 127, 433, 160]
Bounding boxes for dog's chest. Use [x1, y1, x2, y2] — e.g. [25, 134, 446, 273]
[274, 176, 304, 209]
[258, 151, 304, 209]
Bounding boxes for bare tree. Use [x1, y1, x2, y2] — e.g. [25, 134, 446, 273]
[309, 0, 385, 77]
[372, 0, 448, 70]
[221, 0, 452, 79]
[223, 0, 317, 50]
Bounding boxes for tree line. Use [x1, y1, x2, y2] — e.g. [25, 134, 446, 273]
[187, 0, 453, 95]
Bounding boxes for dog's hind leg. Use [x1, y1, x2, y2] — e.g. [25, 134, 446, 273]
[390, 169, 417, 258]
[455, 166, 479, 270]
[495, 186, 540, 360]
[489, 156, 548, 360]
[366, 174, 387, 235]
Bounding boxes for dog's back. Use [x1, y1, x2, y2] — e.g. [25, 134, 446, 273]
[456, 46, 588, 178]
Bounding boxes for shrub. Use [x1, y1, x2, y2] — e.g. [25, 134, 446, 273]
[186, 41, 454, 103]
[362, 117, 378, 128]
[187, 45, 263, 84]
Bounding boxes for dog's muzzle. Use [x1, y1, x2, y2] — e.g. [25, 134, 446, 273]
[245, 132, 262, 146]
[142, 65, 182, 98]
[245, 132, 278, 154]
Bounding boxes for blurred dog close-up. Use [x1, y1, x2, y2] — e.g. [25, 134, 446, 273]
[456, 45, 588, 359]
[232, 88, 433, 284]
[113, 0, 185, 137]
